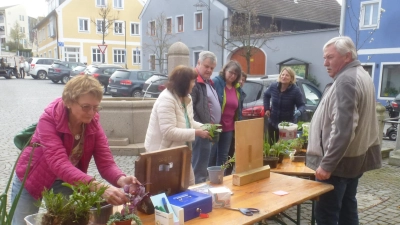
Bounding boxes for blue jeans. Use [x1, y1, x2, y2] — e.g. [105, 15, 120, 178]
[11, 173, 72, 225]
[208, 131, 233, 168]
[315, 174, 362, 225]
[191, 136, 211, 184]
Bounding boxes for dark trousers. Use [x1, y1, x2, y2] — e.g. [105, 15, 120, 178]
[19, 68, 25, 78]
[267, 123, 279, 145]
[315, 174, 362, 225]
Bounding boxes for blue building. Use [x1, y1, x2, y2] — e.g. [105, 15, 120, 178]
[342, 0, 400, 103]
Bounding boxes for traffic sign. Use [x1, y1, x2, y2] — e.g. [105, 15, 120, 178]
[98, 44, 108, 54]
[58, 42, 64, 47]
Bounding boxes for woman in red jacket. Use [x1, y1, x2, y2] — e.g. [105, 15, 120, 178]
[10, 75, 141, 225]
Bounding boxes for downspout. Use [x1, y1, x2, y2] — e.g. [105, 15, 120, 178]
[339, 0, 346, 36]
[55, 13, 59, 59]
[221, 17, 228, 67]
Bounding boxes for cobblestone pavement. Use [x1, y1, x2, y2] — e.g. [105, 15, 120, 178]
[1, 78, 400, 224]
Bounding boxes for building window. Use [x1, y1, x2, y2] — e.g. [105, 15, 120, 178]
[19, 15, 24, 21]
[48, 50, 52, 58]
[360, 1, 381, 29]
[78, 18, 89, 32]
[114, 0, 123, 9]
[96, 20, 106, 33]
[193, 51, 200, 67]
[20, 26, 25, 33]
[96, 0, 106, 7]
[149, 21, 155, 36]
[150, 55, 155, 71]
[195, 12, 202, 30]
[92, 48, 105, 63]
[380, 64, 400, 98]
[54, 47, 58, 58]
[113, 49, 125, 63]
[133, 49, 141, 64]
[131, 23, 139, 35]
[166, 18, 172, 34]
[176, 16, 184, 33]
[114, 21, 123, 34]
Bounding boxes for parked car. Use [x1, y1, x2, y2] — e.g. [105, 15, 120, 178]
[48, 61, 85, 84]
[392, 93, 400, 113]
[70, 65, 87, 77]
[85, 64, 123, 93]
[241, 75, 322, 122]
[142, 74, 168, 98]
[26, 57, 60, 80]
[108, 70, 158, 97]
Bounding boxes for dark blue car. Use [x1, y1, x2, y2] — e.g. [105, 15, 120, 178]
[48, 61, 85, 84]
[108, 70, 157, 97]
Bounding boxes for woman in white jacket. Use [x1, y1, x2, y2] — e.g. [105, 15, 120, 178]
[144, 65, 210, 185]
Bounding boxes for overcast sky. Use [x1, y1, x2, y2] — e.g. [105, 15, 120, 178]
[0, 0, 342, 18]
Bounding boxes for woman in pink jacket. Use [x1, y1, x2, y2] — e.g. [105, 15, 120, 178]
[11, 75, 141, 225]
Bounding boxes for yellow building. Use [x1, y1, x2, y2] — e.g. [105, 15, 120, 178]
[34, 0, 144, 69]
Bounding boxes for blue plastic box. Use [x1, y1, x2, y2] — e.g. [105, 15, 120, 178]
[167, 190, 212, 222]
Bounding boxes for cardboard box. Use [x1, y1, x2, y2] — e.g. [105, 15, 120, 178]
[208, 187, 231, 208]
[154, 205, 184, 225]
[168, 190, 212, 222]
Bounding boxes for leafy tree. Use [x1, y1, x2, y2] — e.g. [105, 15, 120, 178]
[143, 12, 175, 73]
[215, 0, 276, 74]
[9, 21, 26, 51]
[91, 3, 119, 63]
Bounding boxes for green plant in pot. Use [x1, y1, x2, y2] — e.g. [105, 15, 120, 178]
[201, 123, 222, 143]
[207, 156, 235, 184]
[1, 143, 38, 225]
[40, 180, 107, 225]
[107, 205, 142, 225]
[263, 136, 279, 168]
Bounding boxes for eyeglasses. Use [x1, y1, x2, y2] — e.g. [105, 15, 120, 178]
[78, 103, 102, 112]
[228, 71, 238, 76]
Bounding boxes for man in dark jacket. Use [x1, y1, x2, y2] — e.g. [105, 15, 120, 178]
[191, 51, 220, 184]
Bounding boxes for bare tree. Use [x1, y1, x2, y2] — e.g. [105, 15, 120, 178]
[91, 3, 119, 63]
[143, 12, 175, 73]
[215, 0, 276, 74]
[345, 0, 385, 51]
[10, 21, 26, 51]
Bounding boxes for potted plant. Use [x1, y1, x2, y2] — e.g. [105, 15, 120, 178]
[263, 135, 279, 168]
[1, 143, 39, 225]
[207, 156, 235, 184]
[201, 123, 222, 143]
[40, 181, 107, 225]
[107, 204, 142, 225]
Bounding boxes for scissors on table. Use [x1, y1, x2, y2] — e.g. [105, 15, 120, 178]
[224, 207, 260, 216]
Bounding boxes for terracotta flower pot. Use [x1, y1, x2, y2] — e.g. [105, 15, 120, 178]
[114, 219, 132, 225]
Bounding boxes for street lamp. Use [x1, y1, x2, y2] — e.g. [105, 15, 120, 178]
[194, 0, 210, 51]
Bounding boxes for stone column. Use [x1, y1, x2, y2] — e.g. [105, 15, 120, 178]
[389, 118, 400, 166]
[376, 102, 386, 146]
[167, 42, 190, 74]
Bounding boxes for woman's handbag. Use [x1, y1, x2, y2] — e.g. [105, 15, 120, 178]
[14, 123, 37, 150]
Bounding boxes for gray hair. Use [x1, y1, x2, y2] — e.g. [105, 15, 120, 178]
[198, 51, 217, 65]
[323, 36, 357, 60]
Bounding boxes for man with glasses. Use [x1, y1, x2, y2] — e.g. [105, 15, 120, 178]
[191, 51, 220, 184]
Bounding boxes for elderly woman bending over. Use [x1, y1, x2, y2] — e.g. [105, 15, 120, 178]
[11, 75, 141, 225]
